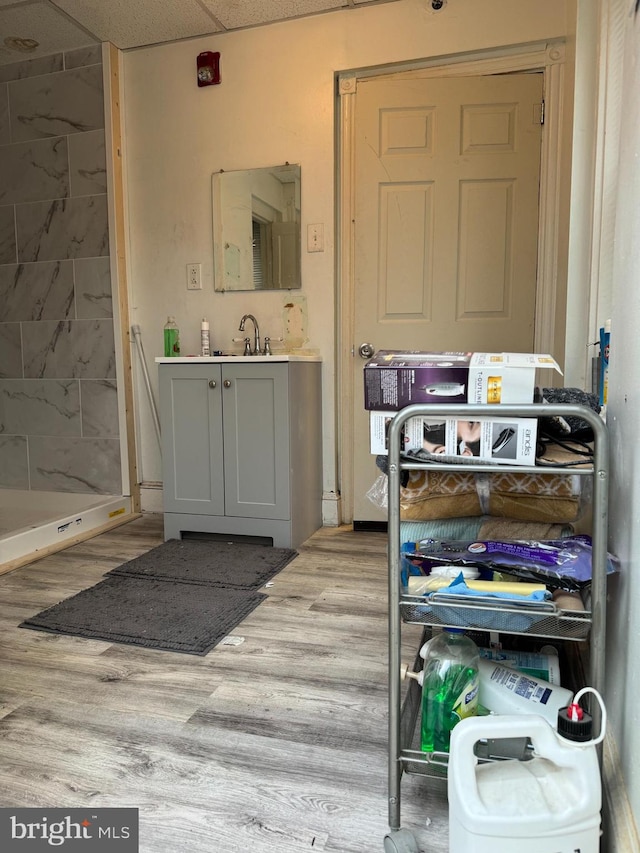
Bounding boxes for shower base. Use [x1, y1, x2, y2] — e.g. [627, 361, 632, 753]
[0, 490, 134, 573]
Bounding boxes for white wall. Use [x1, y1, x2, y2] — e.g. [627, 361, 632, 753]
[604, 2, 640, 830]
[565, 0, 599, 387]
[122, 0, 571, 500]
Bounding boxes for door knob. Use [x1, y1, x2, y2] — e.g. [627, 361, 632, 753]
[208, 379, 217, 389]
[223, 379, 232, 388]
[358, 342, 375, 359]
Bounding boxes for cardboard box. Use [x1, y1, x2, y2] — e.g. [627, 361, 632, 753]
[467, 352, 563, 405]
[364, 352, 472, 410]
[370, 410, 538, 465]
[363, 350, 561, 411]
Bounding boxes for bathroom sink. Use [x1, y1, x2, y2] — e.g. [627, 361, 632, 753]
[156, 353, 321, 363]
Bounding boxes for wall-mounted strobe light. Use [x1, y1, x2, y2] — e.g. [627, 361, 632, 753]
[197, 51, 221, 87]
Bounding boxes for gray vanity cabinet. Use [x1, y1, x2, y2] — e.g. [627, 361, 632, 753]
[158, 360, 322, 548]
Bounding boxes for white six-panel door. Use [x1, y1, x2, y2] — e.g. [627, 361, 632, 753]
[352, 72, 543, 521]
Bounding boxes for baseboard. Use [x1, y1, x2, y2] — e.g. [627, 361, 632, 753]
[602, 730, 640, 852]
[322, 491, 342, 526]
[140, 482, 164, 513]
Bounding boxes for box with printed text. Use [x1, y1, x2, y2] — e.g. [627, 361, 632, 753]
[369, 410, 538, 465]
[363, 350, 562, 411]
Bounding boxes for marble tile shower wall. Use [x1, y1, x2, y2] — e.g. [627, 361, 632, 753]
[0, 45, 121, 496]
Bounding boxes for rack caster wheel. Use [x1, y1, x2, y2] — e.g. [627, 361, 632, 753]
[383, 828, 418, 852]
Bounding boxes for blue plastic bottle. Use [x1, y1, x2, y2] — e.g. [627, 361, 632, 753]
[420, 628, 480, 753]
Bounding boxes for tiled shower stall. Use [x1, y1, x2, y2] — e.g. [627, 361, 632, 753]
[0, 45, 129, 567]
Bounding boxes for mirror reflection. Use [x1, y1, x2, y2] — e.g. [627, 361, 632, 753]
[212, 164, 301, 291]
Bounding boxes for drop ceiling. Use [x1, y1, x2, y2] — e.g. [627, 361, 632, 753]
[0, 0, 399, 66]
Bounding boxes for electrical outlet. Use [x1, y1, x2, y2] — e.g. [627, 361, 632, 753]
[187, 263, 202, 290]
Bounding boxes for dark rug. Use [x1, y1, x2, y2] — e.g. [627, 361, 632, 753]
[105, 538, 297, 588]
[19, 539, 298, 656]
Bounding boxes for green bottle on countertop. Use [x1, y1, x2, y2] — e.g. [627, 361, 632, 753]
[164, 316, 180, 357]
[420, 628, 479, 753]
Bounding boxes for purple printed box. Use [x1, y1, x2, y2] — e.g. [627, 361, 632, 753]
[363, 350, 562, 411]
[363, 351, 472, 411]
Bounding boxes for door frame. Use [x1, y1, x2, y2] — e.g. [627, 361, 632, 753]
[337, 40, 568, 523]
[104, 43, 140, 513]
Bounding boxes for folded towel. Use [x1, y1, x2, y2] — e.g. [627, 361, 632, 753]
[400, 518, 486, 543]
[478, 518, 573, 540]
[399, 468, 582, 523]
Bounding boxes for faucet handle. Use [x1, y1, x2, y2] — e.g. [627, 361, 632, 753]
[262, 336, 284, 355]
[232, 337, 253, 355]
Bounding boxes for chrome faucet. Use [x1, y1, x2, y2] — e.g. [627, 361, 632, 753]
[238, 314, 260, 356]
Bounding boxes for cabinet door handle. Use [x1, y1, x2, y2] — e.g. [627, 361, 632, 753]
[223, 379, 232, 388]
[208, 379, 217, 389]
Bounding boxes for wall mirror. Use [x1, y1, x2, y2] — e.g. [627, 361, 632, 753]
[212, 163, 301, 291]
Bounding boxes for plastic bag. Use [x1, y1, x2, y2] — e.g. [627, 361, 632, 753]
[366, 473, 388, 510]
[401, 534, 619, 591]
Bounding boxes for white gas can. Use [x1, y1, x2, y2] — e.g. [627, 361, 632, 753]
[448, 704, 604, 853]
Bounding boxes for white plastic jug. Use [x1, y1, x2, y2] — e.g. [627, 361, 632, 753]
[448, 690, 605, 853]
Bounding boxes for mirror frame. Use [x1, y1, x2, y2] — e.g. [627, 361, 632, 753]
[212, 163, 301, 292]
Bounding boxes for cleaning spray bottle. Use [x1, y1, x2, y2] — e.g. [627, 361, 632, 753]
[404, 628, 480, 753]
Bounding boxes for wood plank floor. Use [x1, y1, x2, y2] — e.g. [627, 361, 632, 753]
[0, 515, 448, 853]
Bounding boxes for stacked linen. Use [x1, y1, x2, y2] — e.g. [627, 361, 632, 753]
[399, 518, 573, 546]
[399, 467, 582, 523]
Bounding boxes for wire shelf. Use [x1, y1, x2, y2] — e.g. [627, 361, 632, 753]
[400, 592, 591, 640]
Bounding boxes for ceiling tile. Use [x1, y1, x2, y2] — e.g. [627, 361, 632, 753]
[52, 0, 222, 50]
[0, 0, 402, 67]
[0, 2, 97, 67]
[201, 0, 347, 30]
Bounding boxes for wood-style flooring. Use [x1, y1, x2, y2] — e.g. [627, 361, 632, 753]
[0, 515, 448, 852]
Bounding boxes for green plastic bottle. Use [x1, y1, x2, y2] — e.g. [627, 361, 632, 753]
[420, 628, 479, 753]
[164, 316, 180, 357]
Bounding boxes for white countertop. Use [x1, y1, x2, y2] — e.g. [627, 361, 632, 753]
[155, 353, 322, 364]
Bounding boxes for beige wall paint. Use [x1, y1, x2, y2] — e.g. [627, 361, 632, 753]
[122, 0, 571, 503]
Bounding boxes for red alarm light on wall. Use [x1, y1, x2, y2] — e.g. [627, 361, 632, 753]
[197, 51, 221, 87]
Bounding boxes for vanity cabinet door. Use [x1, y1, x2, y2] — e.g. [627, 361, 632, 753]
[221, 362, 290, 520]
[159, 364, 225, 516]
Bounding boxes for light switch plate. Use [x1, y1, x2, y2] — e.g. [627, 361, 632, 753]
[307, 223, 324, 253]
